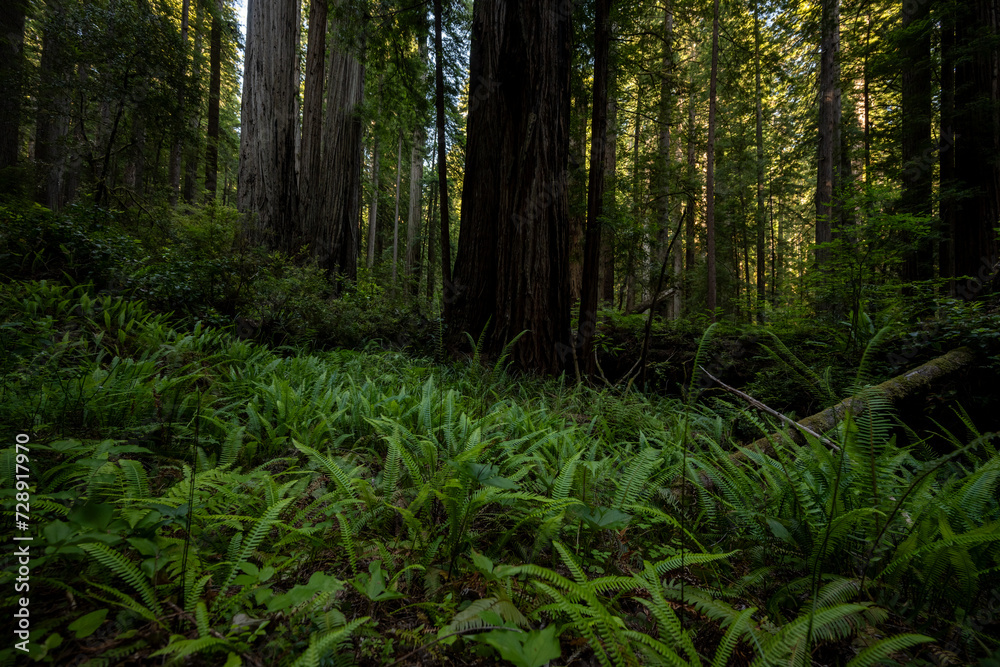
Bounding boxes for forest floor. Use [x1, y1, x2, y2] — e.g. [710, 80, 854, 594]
[2, 278, 999, 666]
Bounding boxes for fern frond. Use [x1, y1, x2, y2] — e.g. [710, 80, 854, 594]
[80, 543, 162, 615]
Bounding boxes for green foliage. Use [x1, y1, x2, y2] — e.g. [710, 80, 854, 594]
[0, 278, 996, 664]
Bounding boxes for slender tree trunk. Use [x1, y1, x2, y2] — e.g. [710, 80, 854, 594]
[657, 0, 673, 269]
[204, 0, 224, 202]
[816, 0, 841, 271]
[35, 0, 70, 211]
[426, 177, 437, 302]
[392, 132, 403, 283]
[450, 0, 572, 373]
[863, 4, 872, 182]
[627, 86, 643, 314]
[569, 89, 589, 302]
[706, 0, 720, 319]
[406, 128, 424, 283]
[600, 73, 617, 306]
[367, 121, 381, 268]
[900, 0, 933, 284]
[939, 4, 955, 286]
[0, 0, 28, 170]
[183, 6, 204, 204]
[754, 0, 766, 321]
[169, 0, 190, 207]
[579, 0, 611, 375]
[238, 0, 300, 252]
[406, 32, 429, 285]
[685, 73, 696, 276]
[433, 0, 453, 304]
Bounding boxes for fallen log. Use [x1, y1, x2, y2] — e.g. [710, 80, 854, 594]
[714, 346, 975, 459]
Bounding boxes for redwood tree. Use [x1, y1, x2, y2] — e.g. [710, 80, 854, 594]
[450, 0, 572, 373]
[238, 0, 300, 252]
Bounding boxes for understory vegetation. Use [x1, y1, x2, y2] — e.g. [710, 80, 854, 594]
[1, 270, 998, 666]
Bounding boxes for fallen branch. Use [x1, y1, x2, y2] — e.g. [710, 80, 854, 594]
[630, 288, 679, 315]
[699, 366, 840, 452]
[735, 346, 975, 458]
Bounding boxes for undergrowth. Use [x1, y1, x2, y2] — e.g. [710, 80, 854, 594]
[1, 280, 998, 666]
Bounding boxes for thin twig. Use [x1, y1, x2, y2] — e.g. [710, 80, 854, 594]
[699, 365, 841, 452]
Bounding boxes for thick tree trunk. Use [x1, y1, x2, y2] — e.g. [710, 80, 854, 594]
[579, 0, 611, 375]
[0, 0, 28, 170]
[238, 0, 300, 252]
[900, 0, 934, 283]
[705, 0, 720, 319]
[450, 0, 572, 373]
[316, 30, 365, 280]
[953, 0, 1000, 286]
[299, 0, 326, 218]
[685, 75, 696, 277]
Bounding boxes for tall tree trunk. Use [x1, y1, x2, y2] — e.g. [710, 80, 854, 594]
[426, 177, 437, 301]
[600, 71, 617, 306]
[169, 0, 190, 207]
[579, 0, 611, 375]
[302, 0, 365, 280]
[367, 121, 381, 268]
[406, 32, 428, 285]
[568, 88, 589, 302]
[125, 107, 146, 196]
[392, 132, 403, 283]
[816, 0, 841, 271]
[939, 4, 955, 287]
[183, 6, 204, 204]
[685, 72, 696, 277]
[205, 0, 225, 202]
[406, 128, 424, 284]
[450, 0, 572, 373]
[34, 0, 70, 211]
[706, 0, 720, 319]
[657, 0, 673, 269]
[754, 0, 766, 322]
[433, 0, 454, 305]
[627, 85, 643, 314]
[433, 4, 455, 305]
[900, 0, 933, 283]
[863, 4, 872, 182]
[238, 0, 300, 253]
[0, 0, 28, 170]
[952, 0, 1000, 285]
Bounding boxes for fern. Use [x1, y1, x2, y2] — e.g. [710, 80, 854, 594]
[219, 497, 293, 594]
[846, 633, 935, 667]
[81, 543, 163, 615]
